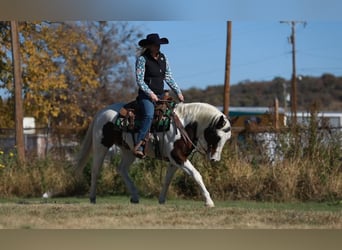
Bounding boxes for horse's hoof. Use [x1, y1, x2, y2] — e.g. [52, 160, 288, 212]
[90, 198, 96, 204]
[205, 203, 215, 208]
[158, 200, 166, 205]
[130, 198, 139, 204]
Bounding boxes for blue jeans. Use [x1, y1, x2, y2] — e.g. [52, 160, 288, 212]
[136, 92, 158, 145]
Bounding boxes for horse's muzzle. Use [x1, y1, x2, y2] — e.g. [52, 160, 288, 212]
[208, 152, 221, 162]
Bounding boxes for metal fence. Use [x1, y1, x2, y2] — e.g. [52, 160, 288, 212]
[0, 127, 80, 160]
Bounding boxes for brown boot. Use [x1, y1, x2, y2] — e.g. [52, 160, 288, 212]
[133, 141, 145, 159]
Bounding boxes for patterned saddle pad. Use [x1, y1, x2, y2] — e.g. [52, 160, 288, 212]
[114, 98, 176, 133]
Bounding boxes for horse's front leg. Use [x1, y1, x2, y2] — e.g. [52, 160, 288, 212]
[116, 149, 140, 203]
[179, 160, 215, 207]
[159, 164, 178, 204]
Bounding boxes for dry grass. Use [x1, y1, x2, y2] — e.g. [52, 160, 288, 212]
[0, 197, 341, 229]
[0, 157, 77, 198]
[1, 148, 341, 203]
[0, 114, 341, 204]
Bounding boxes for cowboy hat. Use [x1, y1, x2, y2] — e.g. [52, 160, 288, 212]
[138, 33, 169, 47]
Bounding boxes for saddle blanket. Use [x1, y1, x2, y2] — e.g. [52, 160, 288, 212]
[114, 99, 176, 133]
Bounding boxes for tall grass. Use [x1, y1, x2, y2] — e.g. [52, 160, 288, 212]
[1, 108, 341, 202]
[0, 154, 77, 198]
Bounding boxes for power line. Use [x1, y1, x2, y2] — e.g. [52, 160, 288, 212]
[299, 67, 342, 71]
[300, 51, 342, 61]
[234, 52, 289, 68]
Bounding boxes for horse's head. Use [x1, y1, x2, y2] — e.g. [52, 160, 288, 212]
[202, 115, 231, 162]
[172, 103, 232, 164]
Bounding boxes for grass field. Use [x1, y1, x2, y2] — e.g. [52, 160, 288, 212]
[0, 196, 341, 229]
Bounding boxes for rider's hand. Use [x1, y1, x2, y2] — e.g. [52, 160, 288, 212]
[150, 92, 159, 102]
[178, 93, 184, 102]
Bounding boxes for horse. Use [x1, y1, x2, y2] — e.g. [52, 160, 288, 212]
[75, 101, 231, 207]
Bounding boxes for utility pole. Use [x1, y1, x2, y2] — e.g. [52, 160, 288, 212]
[280, 21, 306, 126]
[223, 21, 232, 116]
[10, 21, 25, 163]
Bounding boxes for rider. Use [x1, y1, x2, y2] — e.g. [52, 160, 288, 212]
[134, 33, 184, 158]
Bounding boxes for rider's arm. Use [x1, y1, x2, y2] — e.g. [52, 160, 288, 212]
[136, 56, 153, 96]
[164, 56, 182, 95]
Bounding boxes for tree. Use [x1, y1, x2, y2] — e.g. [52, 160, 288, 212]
[20, 22, 100, 131]
[0, 23, 14, 128]
[0, 22, 13, 95]
[0, 21, 143, 135]
[86, 21, 142, 102]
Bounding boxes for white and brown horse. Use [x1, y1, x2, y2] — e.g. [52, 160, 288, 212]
[75, 102, 231, 207]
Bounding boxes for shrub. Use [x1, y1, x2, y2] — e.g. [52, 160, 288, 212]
[0, 154, 76, 198]
[1, 105, 341, 203]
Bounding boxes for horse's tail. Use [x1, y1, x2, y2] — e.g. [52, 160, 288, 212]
[74, 119, 94, 176]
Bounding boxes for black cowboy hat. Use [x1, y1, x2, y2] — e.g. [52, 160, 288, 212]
[138, 33, 169, 47]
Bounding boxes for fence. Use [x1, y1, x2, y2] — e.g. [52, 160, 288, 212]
[0, 127, 80, 160]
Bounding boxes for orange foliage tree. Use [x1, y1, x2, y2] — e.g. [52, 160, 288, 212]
[0, 21, 142, 135]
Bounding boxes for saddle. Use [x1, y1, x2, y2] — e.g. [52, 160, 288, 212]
[114, 96, 176, 133]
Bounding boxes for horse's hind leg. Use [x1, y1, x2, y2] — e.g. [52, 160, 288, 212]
[116, 149, 139, 203]
[89, 146, 108, 204]
[159, 164, 177, 204]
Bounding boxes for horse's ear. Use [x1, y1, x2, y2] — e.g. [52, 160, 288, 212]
[229, 116, 239, 126]
[216, 115, 226, 129]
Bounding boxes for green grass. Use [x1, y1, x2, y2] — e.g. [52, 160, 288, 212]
[1, 195, 341, 211]
[0, 196, 341, 229]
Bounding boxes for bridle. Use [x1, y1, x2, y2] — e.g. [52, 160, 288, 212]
[171, 111, 221, 157]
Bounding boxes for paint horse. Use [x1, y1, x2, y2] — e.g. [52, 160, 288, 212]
[75, 102, 231, 207]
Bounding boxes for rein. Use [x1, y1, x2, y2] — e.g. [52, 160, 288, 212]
[171, 111, 207, 156]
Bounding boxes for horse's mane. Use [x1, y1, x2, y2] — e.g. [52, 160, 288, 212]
[174, 102, 224, 128]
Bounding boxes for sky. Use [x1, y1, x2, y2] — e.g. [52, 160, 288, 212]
[1, 20, 341, 98]
[1, 1, 342, 97]
[132, 21, 342, 90]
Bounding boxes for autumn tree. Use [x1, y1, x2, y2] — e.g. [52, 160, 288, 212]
[0, 21, 142, 135]
[85, 21, 141, 103]
[0, 97, 14, 129]
[0, 23, 15, 129]
[0, 23, 12, 89]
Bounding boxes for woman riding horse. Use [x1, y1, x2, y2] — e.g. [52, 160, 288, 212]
[134, 33, 184, 158]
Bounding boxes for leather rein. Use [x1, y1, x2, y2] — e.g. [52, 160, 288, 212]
[171, 110, 207, 156]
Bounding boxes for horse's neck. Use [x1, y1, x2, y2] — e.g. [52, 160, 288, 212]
[175, 103, 216, 129]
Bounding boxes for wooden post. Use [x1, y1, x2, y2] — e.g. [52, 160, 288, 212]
[280, 21, 306, 126]
[223, 21, 232, 116]
[10, 21, 25, 163]
[290, 21, 297, 126]
[274, 98, 279, 130]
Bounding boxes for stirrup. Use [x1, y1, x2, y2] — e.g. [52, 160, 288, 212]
[134, 150, 145, 159]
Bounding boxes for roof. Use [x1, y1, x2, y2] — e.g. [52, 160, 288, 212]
[217, 106, 285, 116]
